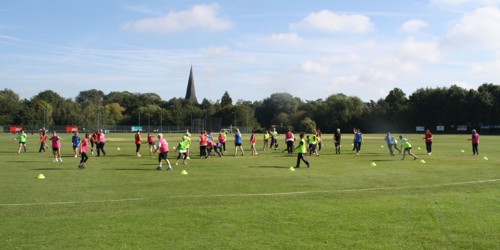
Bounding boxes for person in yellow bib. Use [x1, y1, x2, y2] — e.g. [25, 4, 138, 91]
[175, 136, 189, 165]
[14, 129, 28, 153]
[294, 132, 311, 168]
[184, 131, 191, 160]
[399, 135, 418, 160]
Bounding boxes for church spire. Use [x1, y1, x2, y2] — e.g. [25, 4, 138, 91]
[185, 65, 198, 104]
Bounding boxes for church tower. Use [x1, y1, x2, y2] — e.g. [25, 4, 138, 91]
[185, 66, 198, 104]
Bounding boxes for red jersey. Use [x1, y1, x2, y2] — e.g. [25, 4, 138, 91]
[40, 134, 46, 143]
[147, 134, 154, 143]
[199, 134, 208, 146]
[425, 132, 433, 143]
[135, 133, 141, 144]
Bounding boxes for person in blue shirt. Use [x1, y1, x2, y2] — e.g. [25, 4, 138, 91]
[233, 128, 244, 156]
[354, 128, 363, 155]
[385, 132, 401, 156]
[72, 131, 81, 158]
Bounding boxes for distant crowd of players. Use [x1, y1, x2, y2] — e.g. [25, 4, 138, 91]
[12, 126, 482, 170]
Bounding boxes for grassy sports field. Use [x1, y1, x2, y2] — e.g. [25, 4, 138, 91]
[0, 132, 498, 249]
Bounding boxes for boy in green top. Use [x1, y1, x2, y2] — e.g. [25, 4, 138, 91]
[14, 129, 27, 153]
[175, 136, 189, 165]
[309, 130, 318, 156]
[294, 132, 311, 168]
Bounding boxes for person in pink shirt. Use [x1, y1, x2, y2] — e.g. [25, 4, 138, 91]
[79, 133, 90, 169]
[154, 134, 172, 171]
[96, 129, 106, 157]
[468, 129, 480, 155]
[50, 131, 62, 163]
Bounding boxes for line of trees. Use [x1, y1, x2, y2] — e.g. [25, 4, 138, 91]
[1, 83, 499, 133]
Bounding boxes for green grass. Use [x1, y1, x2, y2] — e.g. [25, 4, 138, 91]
[0, 132, 499, 249]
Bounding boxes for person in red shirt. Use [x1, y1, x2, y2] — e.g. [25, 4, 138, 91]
[90, 131, 98, 155]
[423, 129, 433, 156]
[79, 133, 90, 169]
[199, 130, 208, 158]
[38, 131, 47, 153]
[147, 132, 155, 156]
[135, 130, 142, 157]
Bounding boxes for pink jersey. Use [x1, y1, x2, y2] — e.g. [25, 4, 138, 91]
[99, 132, 106, 143]
[471, 133, 480, 144]
[218, 134, 226, 143]
[81, 138, 88, 153]
[51, 136, 61, 148]
[158, 138, 169, 153]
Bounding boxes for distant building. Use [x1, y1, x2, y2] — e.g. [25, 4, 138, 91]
[185, 66, 198, 104]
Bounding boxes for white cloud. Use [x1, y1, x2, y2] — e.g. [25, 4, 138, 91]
[400, 19, 429, 33]
[122, 3, 232, 33]
[396, 37, 441, 68]
[300, 60, 330, 74]
[290, 10, 374, 33]
[267, 33, 303, 44]
[446, 7, 500, 49]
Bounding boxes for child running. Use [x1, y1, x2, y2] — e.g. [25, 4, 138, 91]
[175, 136, 188, 165]
[250, 130, 258, 155]
[294, 132, 311, 168]
[399, 135, 418, 160]
[50, 131, 63, 163]
[72, 131, 81, 158]
[79, 133, 90, 169]
[14, 129, 27, 153]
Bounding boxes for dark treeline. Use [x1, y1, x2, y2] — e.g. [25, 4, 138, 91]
[1, 83, 499, 133]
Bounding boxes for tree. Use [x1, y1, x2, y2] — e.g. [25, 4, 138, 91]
[256, 93, 301, 128]
[0, 89, 22, 124]
[221, 91, 233, 107]
[76, 89, 104, 107]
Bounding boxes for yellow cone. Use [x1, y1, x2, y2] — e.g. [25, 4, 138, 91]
[370, 162, 377, 167]
[289, 167, 296, 172]
[37, 174, 45, 180]
[461, 149, 465, 153]
[420, 159, 426, 164]
[483, 156, 489, 161]
[181, 170, 188, 175]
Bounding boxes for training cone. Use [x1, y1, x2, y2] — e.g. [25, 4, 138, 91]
[418, 147, 421, 150]
[181, 170, 188, 175]
[420, 159, 426, 164]
[381, 145, 384, 148]
[483, 156, 489, 161]
[117, 147, 121, 150]
[289, 167, 296, 172]
[461, 149, 465, 153]
[37, 174, 46, 180]
[370, 162, 377, 167]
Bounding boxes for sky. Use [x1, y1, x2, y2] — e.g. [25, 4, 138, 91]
[1, 0, 500, 103]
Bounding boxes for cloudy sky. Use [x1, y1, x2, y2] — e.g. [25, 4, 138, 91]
[1, 0, 499, 102]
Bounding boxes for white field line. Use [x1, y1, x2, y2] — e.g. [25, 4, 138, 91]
[1, 179, 499, 207]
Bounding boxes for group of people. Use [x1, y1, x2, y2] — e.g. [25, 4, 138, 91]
[12, 126, 483, 171]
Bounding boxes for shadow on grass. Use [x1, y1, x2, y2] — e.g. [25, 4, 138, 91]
[248, 165, 290, 169]
[105, 168, 154, 171]
[31, 168, 68, 170]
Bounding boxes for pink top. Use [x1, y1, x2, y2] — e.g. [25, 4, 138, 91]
[158, 138, 169, 153]
[99, 132, 106, 143]
[51, 136, 61, 149]
[81, 138, 88, 153]
[218, 134, 226, 143]
[472, 133, 480, 144]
